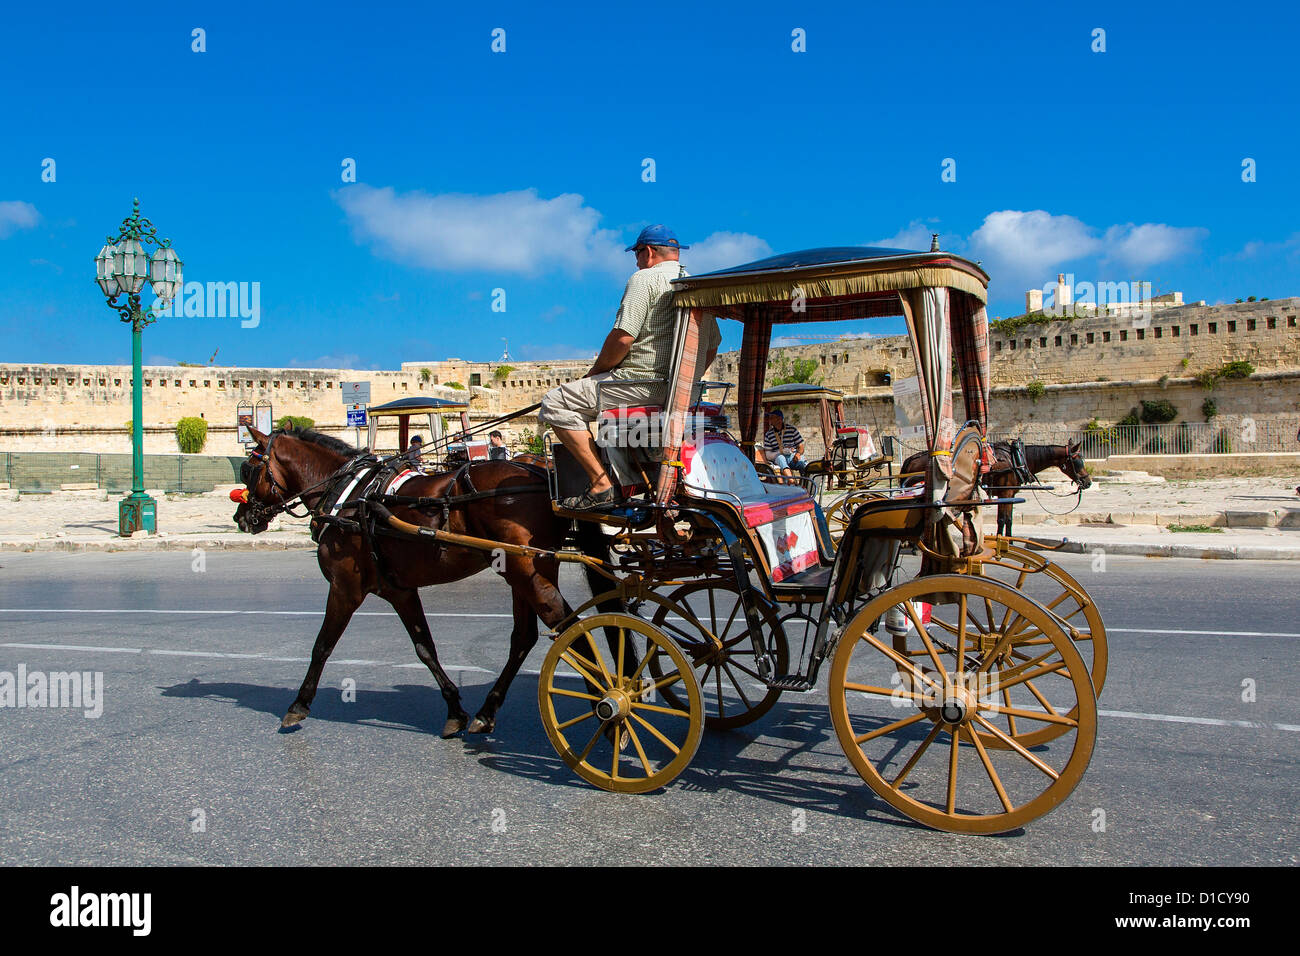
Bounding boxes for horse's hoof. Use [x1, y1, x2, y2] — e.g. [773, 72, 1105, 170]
[466, 716, 495, 735]
[280, 709, 307, 729]
[441, 716, 468, 738]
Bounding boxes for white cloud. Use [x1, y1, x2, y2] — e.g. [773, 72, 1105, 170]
[0, 201, 39, 238]
[968, 210, 1206, 293]
[1228, 232, 1300, 261]
[771, 335, 803, 347]
[1101, 222, 1207, 269]
[871, 219, 937, 251]
[335, 185, 625, 276]
[969, 210, 1101, 288]
[687, 231, 772, 274]
[288, 353, 368, 369]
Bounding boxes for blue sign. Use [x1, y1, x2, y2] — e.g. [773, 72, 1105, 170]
[346, 405, 367, 427]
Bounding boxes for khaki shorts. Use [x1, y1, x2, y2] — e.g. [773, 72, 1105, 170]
[538, 373, 666, 431]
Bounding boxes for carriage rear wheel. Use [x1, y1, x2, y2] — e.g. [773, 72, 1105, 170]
[828, 575, 1096, 834]
[538, 613, 703, 794]
[823, 491, 879, 545]
[649, 581, 789, 730]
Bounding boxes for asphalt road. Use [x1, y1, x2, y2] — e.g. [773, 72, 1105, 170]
[0, 549, 1296, 865]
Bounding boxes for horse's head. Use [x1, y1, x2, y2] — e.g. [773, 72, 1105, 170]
[232, 427, 285, 534]
[233, 425, 360, 532]
[1060, 439, 1092, 490]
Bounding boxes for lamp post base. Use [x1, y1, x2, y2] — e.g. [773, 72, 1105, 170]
[119, 492, 157, 536]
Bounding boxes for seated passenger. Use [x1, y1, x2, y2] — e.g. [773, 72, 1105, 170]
[760, 410, 806, 483]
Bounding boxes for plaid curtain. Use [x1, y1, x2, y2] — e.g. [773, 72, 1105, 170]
[818, 398, 835, 461]
[950, 291, 990, 434]
[900, 287, 954, 456]
[655, 308, 702, 505]
[736, 306, 773, 460]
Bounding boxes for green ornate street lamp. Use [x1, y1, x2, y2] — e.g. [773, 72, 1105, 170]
[95, 199, 183, 536]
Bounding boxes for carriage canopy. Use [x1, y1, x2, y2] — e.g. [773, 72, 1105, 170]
[653, 244, 991, 505]
[675, 245, 989, 454]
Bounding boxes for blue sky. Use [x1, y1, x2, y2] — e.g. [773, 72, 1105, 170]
[1, 0, 1296, 370]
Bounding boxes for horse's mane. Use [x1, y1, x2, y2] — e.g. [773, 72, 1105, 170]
[279, 425, 359, 458]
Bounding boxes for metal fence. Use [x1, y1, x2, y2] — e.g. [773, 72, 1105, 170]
[0, 452, 245, 493]
[1041, 421, 1298, 459]
[864, 420, 1296, 462]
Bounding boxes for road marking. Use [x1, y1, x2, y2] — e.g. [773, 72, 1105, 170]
[3, 610, 1292, 638]
[1109, 628, 1300, 638]
[1099, 709, 1300, 732]
[0, 608, 511, 619]
[1, 642, 142, 654]
[3, 637, 1297, 730]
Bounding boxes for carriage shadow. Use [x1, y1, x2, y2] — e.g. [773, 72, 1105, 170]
[161, 673, 1026, 835]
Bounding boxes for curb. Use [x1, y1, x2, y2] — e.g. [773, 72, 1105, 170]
[1018, 533, 1300, 561]
[0, 534, 315, 553]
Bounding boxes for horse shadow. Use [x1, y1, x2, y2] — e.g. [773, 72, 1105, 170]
[159, 676, 450, 736]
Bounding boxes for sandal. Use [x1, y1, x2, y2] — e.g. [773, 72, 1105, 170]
[559, 486, 617, 511]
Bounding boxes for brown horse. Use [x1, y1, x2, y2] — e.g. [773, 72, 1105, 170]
[901, 439, 1091, 536]
[233, 426, 607, 737]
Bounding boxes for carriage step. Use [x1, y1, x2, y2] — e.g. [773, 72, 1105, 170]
[769, 675, 816, 692]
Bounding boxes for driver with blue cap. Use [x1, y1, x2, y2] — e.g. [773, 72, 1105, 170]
[539, 224, 722, 510]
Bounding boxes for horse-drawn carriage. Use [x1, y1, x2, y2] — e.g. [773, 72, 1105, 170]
[756, 383, 895, 495]
[233, 244, 1105, 834]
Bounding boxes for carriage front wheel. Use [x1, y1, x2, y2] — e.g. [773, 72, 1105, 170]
[538, 613, 704, 794]
[827, 575, 1096, 834]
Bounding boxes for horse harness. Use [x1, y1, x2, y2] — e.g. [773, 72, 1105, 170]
[304, 455, 548, 585]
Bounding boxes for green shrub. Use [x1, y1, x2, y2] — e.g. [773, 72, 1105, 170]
[1180, 357, 1190, 368]
[175, 417, 208, 454]
[445, 381, 466, 390]
[1194, 369, 1219, 390]
[1158, 374, 1169, 389]
[1201, 397, 1218, 419]
[493, 365, 515, 381]
[1168, 524, 1223, 533]
[420, 368, 432, 382]
[1025, 380, 1046, 403]
[277, 415, 315, 431]
[1246, 296, 1256, 302]
[768, 355, 822, 386]
[1139, 399, 1178, 424]
[1218, 360, 1254, 379]
[524, 430, 546, 455]
[1118, 408, 1140, 427]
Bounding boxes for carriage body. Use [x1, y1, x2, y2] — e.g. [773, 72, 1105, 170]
[535, 245, 1104, 833]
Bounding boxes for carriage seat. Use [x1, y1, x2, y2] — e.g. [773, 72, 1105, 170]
[596, 403, 729, 433]
[681, 436, 814, 528]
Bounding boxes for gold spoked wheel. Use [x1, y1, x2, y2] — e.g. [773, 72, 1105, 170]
[828, 575, 1096, 834]
[979, 540, 1108, 701]
[824, 491, 879, 545]
[649, 581, 789, 730]
[538, 613, 703, 794]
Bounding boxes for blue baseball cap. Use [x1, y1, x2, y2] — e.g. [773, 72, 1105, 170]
[625, 224, 690, 251]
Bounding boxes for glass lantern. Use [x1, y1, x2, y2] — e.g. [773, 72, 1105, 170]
[148, 246, 184, 306]
[95, 243, 120, 297]
[113, 238, 149, 295]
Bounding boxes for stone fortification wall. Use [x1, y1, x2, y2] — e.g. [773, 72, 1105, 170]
[3, 297, 1296, 457]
